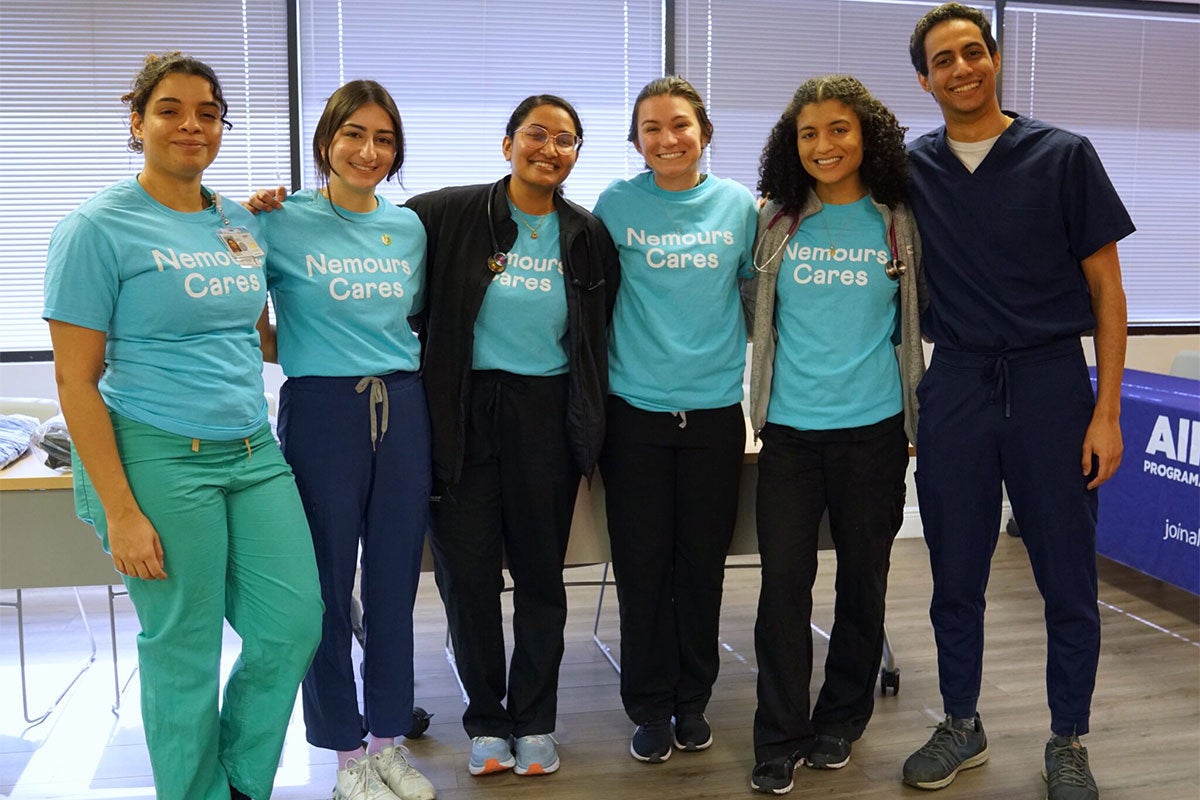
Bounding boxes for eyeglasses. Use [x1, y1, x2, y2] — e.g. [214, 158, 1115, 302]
[515, 125, 582, 153]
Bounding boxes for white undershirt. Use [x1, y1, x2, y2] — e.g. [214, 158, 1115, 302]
[947, 134, 1001, 173]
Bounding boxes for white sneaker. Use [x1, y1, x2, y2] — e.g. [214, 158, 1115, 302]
[334, 757, 400, 800]
[370, 745, 436, 800]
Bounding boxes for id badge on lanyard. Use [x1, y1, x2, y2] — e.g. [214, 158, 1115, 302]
[216, 227, 264, 267]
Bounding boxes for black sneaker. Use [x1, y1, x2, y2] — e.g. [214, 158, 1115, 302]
[751, 752, 803, 795]
[673, 712, 713, 751]
[1043, 735, 1098, 800]
[902, 714, 989, 790]
[806, 734, 851, 769]
[631, 720, 672, 763]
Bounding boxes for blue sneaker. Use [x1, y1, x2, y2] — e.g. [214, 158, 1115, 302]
[514, 734, 560, 776]
[468, 735, 514, 776]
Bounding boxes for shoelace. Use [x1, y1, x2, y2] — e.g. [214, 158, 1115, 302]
[345, 758, 388, 797]
[1047, 742, 1093, 787]
[915, 720, 973, 771]
[374, 745, 416, 777]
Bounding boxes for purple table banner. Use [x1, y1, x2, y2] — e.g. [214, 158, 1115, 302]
[1091, 367, 1200, 594]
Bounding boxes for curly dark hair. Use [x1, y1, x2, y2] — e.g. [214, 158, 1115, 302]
[909, 3, 997, 76]
[121, 51, 230, 153]
[757, 74, 908, 212]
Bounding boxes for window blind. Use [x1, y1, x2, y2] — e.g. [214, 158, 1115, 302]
[0, 0, 292, 352]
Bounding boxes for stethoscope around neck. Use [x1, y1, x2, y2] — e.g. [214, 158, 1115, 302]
[752, 207, 906, 280]
[481, 181, 606, 291]
[485, 183, 510, 274]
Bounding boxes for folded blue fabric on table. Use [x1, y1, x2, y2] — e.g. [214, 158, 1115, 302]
[0, 413, 39, 468]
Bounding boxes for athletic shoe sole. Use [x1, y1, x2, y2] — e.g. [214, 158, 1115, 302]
[515, 757, 560, 776]
[806, 753, 849, 769]
[630, 741, 672, 763]
[903, 747, 989, 790]
[750, 761, 802, 795]
[673, 733, 713, 751]
[750, 777, 794, 795]
[468, 756, 515, 776]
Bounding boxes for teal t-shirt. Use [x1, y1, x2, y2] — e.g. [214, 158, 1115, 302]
[472, 202, 568, 376]
[261, 190, 426, 377]
[767, 196, 902, 430]
[593, 171, 757, 412]
[43, 177, 268, 440]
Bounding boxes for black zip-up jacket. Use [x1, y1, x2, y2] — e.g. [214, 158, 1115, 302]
[407, 177, 620, 487]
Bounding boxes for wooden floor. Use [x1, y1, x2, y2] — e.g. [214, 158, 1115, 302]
[2, 535, 1198, 799]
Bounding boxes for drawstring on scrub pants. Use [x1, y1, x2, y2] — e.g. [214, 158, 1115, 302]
[191, 437, 254, 457]
[986, 356, 1012, 418]
[355, 376, 389, 451]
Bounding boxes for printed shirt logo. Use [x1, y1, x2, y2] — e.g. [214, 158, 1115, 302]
[305, 252, 413, 302]
[625, 227, 736, 270]
[152, 247, 262, 298]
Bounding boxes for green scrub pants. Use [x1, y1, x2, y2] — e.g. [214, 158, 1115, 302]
[74, 413, 323, 800]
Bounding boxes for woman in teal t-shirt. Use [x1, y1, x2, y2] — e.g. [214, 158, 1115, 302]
[592, 76, 757, 764]
[42, 52, 322, 800]
[251, 81, 436, 800]
[406, 95, 618, 779]
[744, 74, 924, 795]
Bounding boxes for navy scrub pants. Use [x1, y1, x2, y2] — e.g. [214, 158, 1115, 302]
[429, 370, 579, 739]
[278, 370, 432, 751]
[915, 337, 1100, 737]
[599, 397, 745, 724]
[752, 413, 908, 762]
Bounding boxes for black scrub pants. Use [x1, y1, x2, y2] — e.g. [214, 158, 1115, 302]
[430, 370, 579, 740]
[751, 413, 908, 762]
[600, 396, 745, 725]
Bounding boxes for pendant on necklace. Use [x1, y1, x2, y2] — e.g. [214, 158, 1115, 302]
[530, 231, 538, 239]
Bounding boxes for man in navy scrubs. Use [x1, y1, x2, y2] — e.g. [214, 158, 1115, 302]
[900, 4, 1134, 799]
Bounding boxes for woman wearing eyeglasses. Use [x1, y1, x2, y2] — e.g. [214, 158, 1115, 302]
[744, 75, 924, 795]
[406, 95, 618, 779]
[591, 76, 757, 764]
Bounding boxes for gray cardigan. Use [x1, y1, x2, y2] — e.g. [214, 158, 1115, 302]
[741, 191, 926, 445]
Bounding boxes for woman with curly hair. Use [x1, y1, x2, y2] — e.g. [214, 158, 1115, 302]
[744, 75, 925, 795]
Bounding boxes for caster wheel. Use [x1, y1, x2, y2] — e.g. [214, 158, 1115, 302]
[406, 707, 433, 739]
[880, 668, 900, 696]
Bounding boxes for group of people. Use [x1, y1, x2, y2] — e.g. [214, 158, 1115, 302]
[42, 3, 1131, 800]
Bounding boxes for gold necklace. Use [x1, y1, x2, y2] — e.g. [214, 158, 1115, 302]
[511, 207, 548, 239]
[819, 207, 854, 257]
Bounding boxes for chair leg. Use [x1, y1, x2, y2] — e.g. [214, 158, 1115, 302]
[1, 587, 97, 726]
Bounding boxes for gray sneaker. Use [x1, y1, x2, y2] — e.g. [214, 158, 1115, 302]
[902, 714, 989, 790]
[1043, 735, 1098, 800]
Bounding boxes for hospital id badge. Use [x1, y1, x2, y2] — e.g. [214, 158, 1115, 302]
[216, 227, 264, 267]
